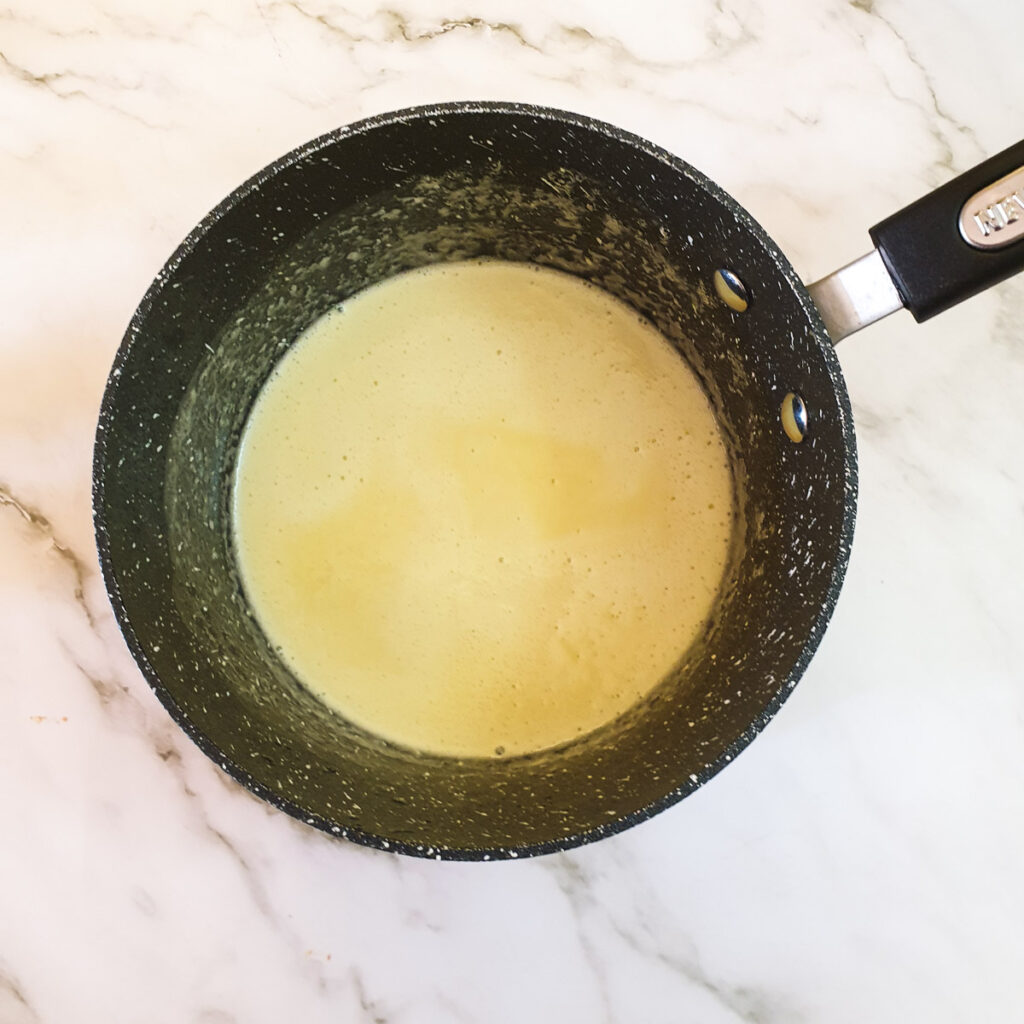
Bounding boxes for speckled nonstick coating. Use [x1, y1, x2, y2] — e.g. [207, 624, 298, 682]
[93, 102, 856, 860]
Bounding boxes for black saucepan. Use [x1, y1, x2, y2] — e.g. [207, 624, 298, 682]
[93, 103, 1024, 859]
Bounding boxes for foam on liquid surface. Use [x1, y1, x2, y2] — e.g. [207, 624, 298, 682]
[233, 260, 735, 757]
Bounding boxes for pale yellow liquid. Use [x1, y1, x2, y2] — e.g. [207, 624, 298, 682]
[233, 260, 735, 758]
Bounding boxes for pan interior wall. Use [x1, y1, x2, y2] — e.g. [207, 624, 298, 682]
[99, 109, 855, 855]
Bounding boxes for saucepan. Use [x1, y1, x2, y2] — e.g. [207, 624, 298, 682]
[93, 103, 1024, 859]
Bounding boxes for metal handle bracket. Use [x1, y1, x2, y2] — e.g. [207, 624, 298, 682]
[806, 250, 904, 343]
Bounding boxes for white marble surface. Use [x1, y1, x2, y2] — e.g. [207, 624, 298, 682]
[2, 0, 1023, 1020]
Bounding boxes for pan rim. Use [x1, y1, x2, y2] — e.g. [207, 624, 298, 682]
[93, 100, 858, 860]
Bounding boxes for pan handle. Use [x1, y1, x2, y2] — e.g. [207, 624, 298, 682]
[807, 139, 1024, 342]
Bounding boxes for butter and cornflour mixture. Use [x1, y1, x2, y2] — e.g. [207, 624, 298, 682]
[233, 260, 735, 757]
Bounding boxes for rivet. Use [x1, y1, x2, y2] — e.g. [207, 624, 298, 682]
[713, 268, 749, 312]
[781, 392, 808, 442]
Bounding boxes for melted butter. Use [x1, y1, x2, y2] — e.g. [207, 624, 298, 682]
[233, 260, 735, 758]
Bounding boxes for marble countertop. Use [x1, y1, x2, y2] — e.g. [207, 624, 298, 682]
[3, 1, 1023, 1021]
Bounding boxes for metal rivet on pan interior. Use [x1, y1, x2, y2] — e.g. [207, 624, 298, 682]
[781, 392, 808, 442]
[713, 268, 749, 312]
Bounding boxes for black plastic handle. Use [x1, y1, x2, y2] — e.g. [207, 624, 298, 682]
[868, 139, 1024, 322]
